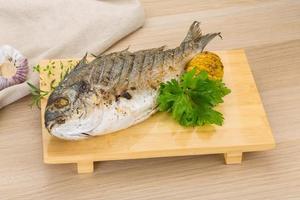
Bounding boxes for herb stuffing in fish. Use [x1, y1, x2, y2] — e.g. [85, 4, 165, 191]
[44, 21, 221, 140]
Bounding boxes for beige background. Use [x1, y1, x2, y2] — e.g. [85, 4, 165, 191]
[0, 0, 144, 109]
[0, 0, 300, 199]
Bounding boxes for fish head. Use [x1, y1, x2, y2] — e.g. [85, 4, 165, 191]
[44, 79, 103, 140]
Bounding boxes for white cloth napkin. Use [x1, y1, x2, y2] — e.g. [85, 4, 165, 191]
[0, 0, 145, 109]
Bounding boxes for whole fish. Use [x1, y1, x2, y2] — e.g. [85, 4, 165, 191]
[45, 21, 220, 140]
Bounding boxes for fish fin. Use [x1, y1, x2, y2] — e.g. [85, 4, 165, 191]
[92, 47, 131, 59]
[182, 21, 222, 52]
[74, 53, 88, 70]
[182, 21, 203, 43]
[123, 46, 130, 52]
[157, 45, 166, 51]
[90, 53, 97, 58]
[104, 47, 132, 57]
[132, 45, 165, 55]
[119, 47, 132, 55]
[114, 47, 131, 55]
[197, 32, 222, 52]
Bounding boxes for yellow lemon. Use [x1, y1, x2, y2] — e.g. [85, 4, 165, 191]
[186, 51, 224, 80]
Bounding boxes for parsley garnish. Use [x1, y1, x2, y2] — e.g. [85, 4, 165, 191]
[157, 69, 231, 126]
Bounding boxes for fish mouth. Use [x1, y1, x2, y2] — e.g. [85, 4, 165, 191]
[45, 120, 92, 140]
[52, 130, 92, 140]
[44, 116, 64, 132]
[44, 106, 101, 140]
[45, 121, 92, 140]
[44, 109, 65, 131]
[45, 121, 55, 132]
[44, 112, 93, 140]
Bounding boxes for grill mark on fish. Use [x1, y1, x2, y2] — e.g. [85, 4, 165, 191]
[171, 49, 177, 74]
[128, 51, 145, 89]
[99, 55, 115, 87]
[143, 46, 165, 89]
[150, 50, 165, 89]
[88, 63, 97, 83]
[91, 50, 129, 87]
[89, 59, 101, 84]
[174, 45, 184, 64]
[90, 57, 106, 85]
[109, 55, 125, 91]
[137, 52, 146, 86]
[140, 51, 155, 88]
[116, 53, 134, 93]
[162, 49, 174, 78]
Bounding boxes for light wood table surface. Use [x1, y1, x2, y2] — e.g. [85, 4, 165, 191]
[1, 0, 299, 199]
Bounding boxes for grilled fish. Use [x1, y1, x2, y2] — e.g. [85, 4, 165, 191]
[44, 21, 221, 140]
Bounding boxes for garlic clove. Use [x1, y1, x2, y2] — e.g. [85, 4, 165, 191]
[0, 45, 28, 91]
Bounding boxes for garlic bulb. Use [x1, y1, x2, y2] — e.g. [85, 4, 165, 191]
[0, 45, 28, 91]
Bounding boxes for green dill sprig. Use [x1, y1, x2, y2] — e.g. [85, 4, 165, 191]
[33, 64, 40, 73]
[43, 64, 53, 77]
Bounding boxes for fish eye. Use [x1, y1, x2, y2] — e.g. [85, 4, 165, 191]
[79, 80, 89, 93]
[54, 97, 69, 109]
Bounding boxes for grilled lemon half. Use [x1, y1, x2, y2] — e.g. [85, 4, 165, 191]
[186, 51, 224, 80]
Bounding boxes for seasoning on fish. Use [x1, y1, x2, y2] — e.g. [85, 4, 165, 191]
[44, 21, 221, 140]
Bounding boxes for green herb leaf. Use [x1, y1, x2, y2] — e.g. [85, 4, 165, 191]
[157, 69, 231, 127]
[32, 64, 40, 73]
[27, 82, 49, 108]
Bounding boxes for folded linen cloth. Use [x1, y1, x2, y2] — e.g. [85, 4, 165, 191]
[0, 0, 145, 109]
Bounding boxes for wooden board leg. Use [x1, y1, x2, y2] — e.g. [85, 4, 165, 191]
[224, 152, 243, 164]
[77, 161, 94, 173]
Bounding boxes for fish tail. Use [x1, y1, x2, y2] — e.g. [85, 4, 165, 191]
[181, 21, 222, 52]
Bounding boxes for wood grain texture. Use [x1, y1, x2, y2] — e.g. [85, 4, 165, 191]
[0, 0, 299, 199]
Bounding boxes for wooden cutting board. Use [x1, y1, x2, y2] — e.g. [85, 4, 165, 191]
[39, 49, 275, 173]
